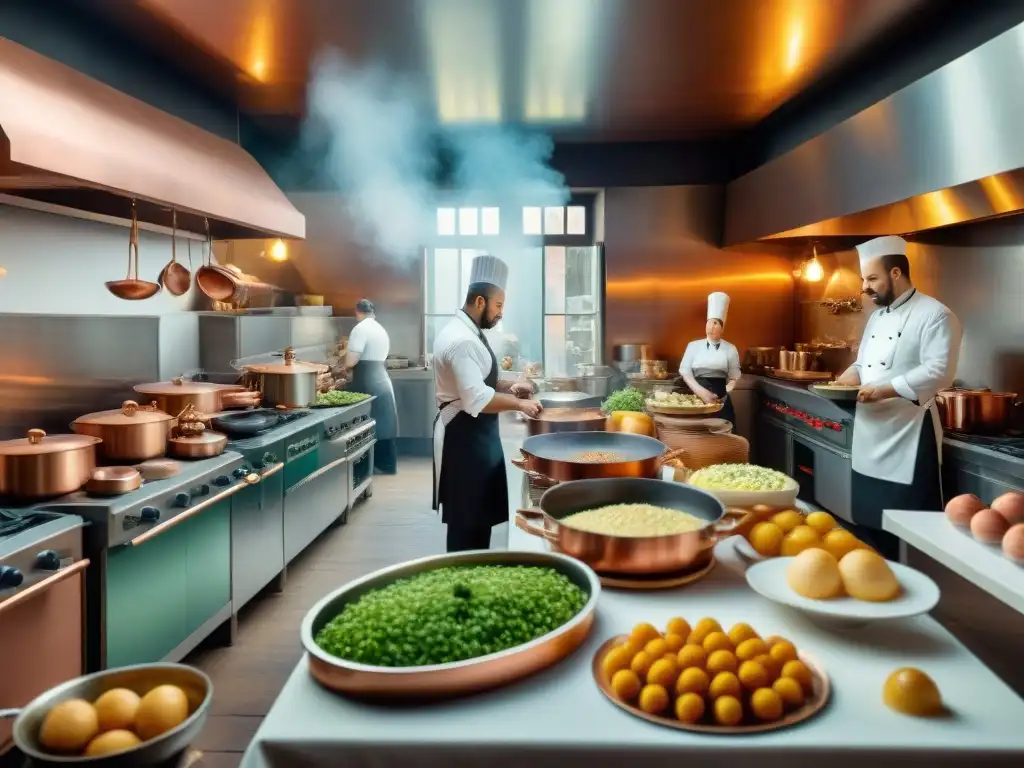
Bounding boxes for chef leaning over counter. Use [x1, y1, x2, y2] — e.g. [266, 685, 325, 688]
[343, 298, 399, 474]
[432, 254, 541, 553]
[679, 291, 741, 426]
[835, 235, 963, 558]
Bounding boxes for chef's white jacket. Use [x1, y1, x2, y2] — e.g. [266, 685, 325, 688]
[347, 317, 390, 362]
[432, 310, 495, 428]
[680, 339, 741, 380]
[850, 289, 962, 484]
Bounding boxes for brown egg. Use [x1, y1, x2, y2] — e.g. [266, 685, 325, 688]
[93, 688, 141, 733]
[992, 492, 1024, 525]
[1002, 524, 1024, 564]
[945, 494, 986, 527]
[134, 684, 190, 741]
[970, 508, 1011, 544]
[84, 729, 141, 757]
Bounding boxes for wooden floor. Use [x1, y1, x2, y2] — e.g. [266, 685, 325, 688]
[188, 458, 501, 767]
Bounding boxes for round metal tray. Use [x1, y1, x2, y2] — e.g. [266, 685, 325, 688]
[646, 401, 723, 416]
[810, 383, 860, 402]
[301, 550, 600, 700]
[592, 636, 830, 733]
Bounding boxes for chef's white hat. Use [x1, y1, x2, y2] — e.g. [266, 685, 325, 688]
[707, 292, 730, 324]
[469, 254, 509, 291]
[856, 235, 907, 266]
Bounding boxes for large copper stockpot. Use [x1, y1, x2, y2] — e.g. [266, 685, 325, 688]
[71, 400, 175, 462]
[525, 408, 606, 436]
[134, 378, 245, 415]
[515, 431, 666, 482]
[515, 477, 753, 574]
[936, 388, 1019, 435]
[0, 429, 101, 499]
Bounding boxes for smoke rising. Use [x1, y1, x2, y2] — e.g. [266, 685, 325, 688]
[303, 51, 569, 264]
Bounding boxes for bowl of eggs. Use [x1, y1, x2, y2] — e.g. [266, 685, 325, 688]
[3, 663, 210, 766]
[945, 491, 1024, 564]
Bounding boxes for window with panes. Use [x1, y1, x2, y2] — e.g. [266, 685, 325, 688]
[423, 195, 600, 376]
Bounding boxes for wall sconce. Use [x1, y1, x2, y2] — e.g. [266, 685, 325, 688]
[800, 246, 824, 283]
[269, 239, 288, 263]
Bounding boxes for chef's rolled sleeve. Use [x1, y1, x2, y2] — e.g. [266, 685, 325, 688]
[679, 342, 696, 377]
[449, 341, 495, 417]
[890, 310, 962, 404]
[727, 344, 741, 380]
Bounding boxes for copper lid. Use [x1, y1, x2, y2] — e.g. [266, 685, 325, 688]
[134, 378, 224, 395]
[169, 431, 228, 446]
[0, 428, 101, 456]
[72, 400, 176, 426]
[244, 346, 328, 375]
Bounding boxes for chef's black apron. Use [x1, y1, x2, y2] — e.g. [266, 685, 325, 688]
[433, 330, 508, 553]
[696, 375, 736, 425]
[349, 360, 398, 474]
[851, 413, 941, 560]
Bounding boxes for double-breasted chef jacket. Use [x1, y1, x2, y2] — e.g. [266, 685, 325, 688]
[850, 288, 962, 486]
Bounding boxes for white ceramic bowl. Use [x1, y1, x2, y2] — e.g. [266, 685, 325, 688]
[685, 475, 800, 509]
[745, 556, 940, 623]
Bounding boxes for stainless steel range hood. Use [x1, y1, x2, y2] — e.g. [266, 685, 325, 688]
[724, 21, 1024, 244]
[0, 37, 304, 240]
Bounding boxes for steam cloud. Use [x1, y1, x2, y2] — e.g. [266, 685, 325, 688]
[303, 52, 569, 263]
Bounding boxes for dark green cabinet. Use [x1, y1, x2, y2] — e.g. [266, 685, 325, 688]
[105, 499, 231, 669]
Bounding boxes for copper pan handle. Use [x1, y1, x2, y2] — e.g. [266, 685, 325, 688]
[707, 507, 755, 543]
[510, 457, 528, 470]
[0, 559, 90, 618]
[514, 508, 558, 541]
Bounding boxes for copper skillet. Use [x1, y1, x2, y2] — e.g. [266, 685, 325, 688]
[515, 477, 755, 574]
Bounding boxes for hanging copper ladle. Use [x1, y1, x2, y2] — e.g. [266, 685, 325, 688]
[106, 201, 162, 300]
[159, 208, 192, 296]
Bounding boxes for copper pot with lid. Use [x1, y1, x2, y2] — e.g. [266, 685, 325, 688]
[167, 404, 228, 459]
[0, 429, 101, 500]
[242, 347, 327, 408]
[134, 378, 245, 416]
[71, 400, 175, 462]
[936, 388, 1019, 435]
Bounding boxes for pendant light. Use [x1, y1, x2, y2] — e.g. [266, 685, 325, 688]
[802, 245, 824, 283]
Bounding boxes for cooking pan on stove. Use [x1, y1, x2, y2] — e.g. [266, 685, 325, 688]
[210, 409, 280, 437]
[514, 431, 666, 482]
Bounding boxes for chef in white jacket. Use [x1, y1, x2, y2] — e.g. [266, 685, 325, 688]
[432, 254, 542, 553]
[835, 235, 962, 557]
[679, 292, 742, 425]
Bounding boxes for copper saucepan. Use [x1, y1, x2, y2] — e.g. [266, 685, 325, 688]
[516, 431, 666, 482]
[525, 407, 606, 436]
[515, 477, 753, 574]
[936, 388, 1019, 435]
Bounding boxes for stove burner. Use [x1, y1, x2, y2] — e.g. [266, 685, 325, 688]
[0, 510, 63, 538]
[947, 431, 1024, 459]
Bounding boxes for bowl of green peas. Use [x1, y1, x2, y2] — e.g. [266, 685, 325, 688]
[301, 550, 600, 699]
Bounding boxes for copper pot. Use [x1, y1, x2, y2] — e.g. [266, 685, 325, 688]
[744, 346, 782, 369]
[85, 466, 142, 496]
[134, 378, 244, 416]
[168, 431, 228, 459]
[514, 477, 752, 574]
[242, 347, 327, 408]
[0, 429, 101, 500]
[71, 400, 175, 462]
[516, 431, 666, 482]
[525, 408, 606, 436]
[936, 388, 1019, 435]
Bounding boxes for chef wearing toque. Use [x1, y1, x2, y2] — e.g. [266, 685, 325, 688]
[679, 292, 741, 425]
[835, 235, 962, 557]
[432, 254, 542, 553]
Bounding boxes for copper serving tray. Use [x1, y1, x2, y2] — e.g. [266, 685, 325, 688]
[646, 401, 723, 416]
[768, 369, 833, 383]
[592, 635, 831, 734]
[301, 550, 600, 700]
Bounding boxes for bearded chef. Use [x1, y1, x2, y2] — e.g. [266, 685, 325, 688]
[432, 254, 542, 553]
[834, 235, 962, 557]
[679, 291, 741, 425]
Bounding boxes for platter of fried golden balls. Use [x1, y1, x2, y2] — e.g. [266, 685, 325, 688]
[36, 683, 192, 758]
[593, 617, 830, 733]
[735, 506, 869, 562]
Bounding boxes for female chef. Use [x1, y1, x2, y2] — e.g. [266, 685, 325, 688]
[679, 292, 741, 425]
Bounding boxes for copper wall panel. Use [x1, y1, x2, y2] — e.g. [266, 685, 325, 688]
[603, 186, 797, 367]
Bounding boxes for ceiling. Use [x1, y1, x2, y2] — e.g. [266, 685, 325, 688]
[78, 0, 939, 142]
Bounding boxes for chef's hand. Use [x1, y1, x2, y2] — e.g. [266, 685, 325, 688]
[857, 384, 883, 403]
[518, 399, 543, 418]
[696, 387, 719, 404]
[510, 380, 535, 399]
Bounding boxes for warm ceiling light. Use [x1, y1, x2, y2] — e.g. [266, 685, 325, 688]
[269, 239, 288, 262]
[802, 248, 824, 282]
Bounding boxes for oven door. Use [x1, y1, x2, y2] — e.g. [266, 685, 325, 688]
[0, 558, 89, 755]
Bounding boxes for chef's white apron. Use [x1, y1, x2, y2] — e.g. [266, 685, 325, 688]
[431, 403, 459, 511]
[851, 304, 941, 485]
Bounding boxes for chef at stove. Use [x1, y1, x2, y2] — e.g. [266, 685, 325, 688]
[344, 299, 399, 474]
[835, 235, 962, 557]
[679, 291, 741, 425]
[432, 254, 542, 553]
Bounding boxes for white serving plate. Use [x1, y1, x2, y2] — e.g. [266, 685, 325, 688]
[745, 556, 941, 622]
[686, 475, 800, 509]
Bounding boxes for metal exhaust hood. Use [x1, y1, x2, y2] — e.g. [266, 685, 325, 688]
[0, 37, 304, 240]
[724, 21, 1024, 244]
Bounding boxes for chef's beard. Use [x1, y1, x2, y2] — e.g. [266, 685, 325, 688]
[480, 306, 502, 329]
[865, 282, 895, 306]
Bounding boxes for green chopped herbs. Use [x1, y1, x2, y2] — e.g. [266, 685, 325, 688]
[315, 390, 371, 407]
[600, 387, 647, 414]
[314, 565, 588, 667]
[688, 463, 790, 492]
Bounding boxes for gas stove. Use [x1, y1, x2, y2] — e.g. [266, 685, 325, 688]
[946, 432, 1024, 460]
